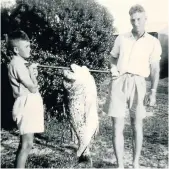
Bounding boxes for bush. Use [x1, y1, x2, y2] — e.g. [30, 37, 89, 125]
[1, 0, 115, 119]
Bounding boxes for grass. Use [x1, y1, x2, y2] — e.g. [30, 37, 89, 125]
[1, 77, 168, 168]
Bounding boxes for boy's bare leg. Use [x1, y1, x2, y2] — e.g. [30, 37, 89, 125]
[112, 117, 125, 169]
[15, 133, 34, 168]
[131, 116, 143, 168]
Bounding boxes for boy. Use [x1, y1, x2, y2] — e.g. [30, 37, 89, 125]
[7, 30, 44, 168]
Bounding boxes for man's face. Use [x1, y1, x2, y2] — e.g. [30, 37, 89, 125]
[14, 40, 31, 59]
[130, 12, 146, 33]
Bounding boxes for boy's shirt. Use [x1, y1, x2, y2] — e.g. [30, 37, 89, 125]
[8, 56, 33, 98]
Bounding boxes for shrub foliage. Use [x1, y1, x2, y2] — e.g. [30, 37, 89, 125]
[1, 0, 115, 119]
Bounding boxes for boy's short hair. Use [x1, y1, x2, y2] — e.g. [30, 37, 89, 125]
[7, 30, 30, 56]
[129, 4, 145, 16]
[7, 30, 30, 45]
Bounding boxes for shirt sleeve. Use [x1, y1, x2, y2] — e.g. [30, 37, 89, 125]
[13, 62, 35, 87]
[110, 35, 120, 58]
[149, 38, 162, 64]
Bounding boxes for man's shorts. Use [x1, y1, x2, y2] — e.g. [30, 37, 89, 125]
[104, 73, 146, 119]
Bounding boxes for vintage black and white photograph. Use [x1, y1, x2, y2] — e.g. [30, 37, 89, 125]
[1, 0, 168, 168]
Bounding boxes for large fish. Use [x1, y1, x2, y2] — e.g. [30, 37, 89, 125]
[63, 64, 99, 161]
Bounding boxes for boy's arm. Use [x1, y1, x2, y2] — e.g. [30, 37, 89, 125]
[28, 64, 39, 85]
[15, 64, 39, 93]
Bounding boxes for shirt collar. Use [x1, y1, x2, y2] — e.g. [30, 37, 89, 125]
[13, 55, 28, 64]
[129, 31, 147, 39]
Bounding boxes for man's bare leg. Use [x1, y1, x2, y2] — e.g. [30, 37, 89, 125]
[112, 117, 125, 168]
[131, 116, 143, 168]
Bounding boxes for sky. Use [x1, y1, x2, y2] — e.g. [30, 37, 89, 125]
[96, 0, 168, 34]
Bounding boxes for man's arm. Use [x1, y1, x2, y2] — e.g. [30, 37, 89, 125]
[147, 61, 160, 106]
[149, 38, 162, 91]
[109, 36, 120, 77]
[109, 54, 118, 68]
[150, 61, 160, 92]
[146, 37, 162, 106]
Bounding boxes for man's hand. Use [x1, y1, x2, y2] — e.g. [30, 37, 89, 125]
[110, 66, 119, 80]
[144, 90, 156, 106]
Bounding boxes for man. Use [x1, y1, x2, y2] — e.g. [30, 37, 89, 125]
[106, 4, 162, 168]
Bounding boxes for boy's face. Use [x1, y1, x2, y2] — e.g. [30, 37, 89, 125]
[14, 40, 31, 59]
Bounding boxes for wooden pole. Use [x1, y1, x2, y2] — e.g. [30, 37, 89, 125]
[37, 64, 110, 73]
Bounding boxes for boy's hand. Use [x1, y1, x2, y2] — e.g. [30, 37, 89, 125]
[110, 66, 119, 80]
[28, 63, 39, 77]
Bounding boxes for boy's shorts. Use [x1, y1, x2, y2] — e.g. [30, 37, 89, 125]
[104, 73, 146, 119]
[13, 92, 44, 135]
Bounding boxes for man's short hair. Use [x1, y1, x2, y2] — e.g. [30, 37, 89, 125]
[129, 4, 145, 15]
[7, 30, 30, 56]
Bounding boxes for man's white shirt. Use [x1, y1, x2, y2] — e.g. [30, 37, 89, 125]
[111, 32, 162, 77]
